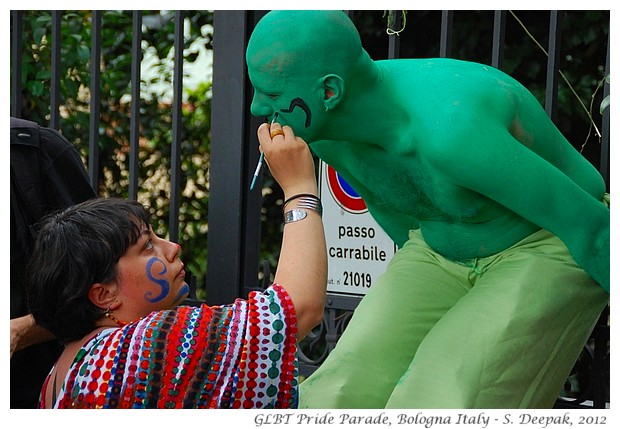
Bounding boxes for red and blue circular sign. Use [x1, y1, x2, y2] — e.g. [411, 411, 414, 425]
[326, 165, 367, 214]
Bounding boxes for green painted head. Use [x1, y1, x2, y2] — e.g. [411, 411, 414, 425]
[246, 10, 377, 142]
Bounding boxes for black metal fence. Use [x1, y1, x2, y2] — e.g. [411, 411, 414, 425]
[10, 10, 609, 409]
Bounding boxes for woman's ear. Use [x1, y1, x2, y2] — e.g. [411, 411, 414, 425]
[88, 282, 120, 310]
[319, 74, 344, 111]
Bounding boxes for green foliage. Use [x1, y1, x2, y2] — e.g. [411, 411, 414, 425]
[11, 10, 215, 297]
[176, 82, 212, 297]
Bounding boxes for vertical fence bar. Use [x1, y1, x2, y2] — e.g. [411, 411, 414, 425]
[129, 11, 142, 200]
[387, 11, 402, 59]
[50, 11, 62, 129]
[545, 11, 562, 122]
[439, 11, 453, 58]
[242, 10, 270, 299]
[592, 308, 609, 408]
[600, 32, 610, 191]
[89, 11, 102, 190]
[594, 41, 609, 414]
[206, 10, 251, 304]
[169, 10, 184, 242]
[491, 10, 506, 70]
[11, 11, 23, 117]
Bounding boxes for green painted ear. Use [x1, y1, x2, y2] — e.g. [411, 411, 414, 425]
[321, 74, 344, 112]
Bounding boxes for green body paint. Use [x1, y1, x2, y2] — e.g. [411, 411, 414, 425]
[246, 10, 609, 408]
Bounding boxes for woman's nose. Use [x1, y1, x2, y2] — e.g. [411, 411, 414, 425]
[165, 241, 181, 262]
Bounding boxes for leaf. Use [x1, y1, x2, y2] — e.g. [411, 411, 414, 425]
[600, 95, 610, 115]
[29, 81, 45, 96]
[33, 27, 47, 45]
[35, 70, 51, 80]
[77, 45, 91, 62]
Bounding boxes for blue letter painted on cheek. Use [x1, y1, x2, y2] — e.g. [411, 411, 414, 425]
[174, 283, 191, 303]
[144, 257, 170, 303]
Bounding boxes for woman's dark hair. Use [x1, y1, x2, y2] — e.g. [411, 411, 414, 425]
[26, 198, 151, 342]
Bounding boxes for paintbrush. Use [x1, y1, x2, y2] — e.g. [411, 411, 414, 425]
[250, 113, 279, 190]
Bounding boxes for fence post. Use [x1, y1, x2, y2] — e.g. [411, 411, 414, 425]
[206, 10, 263, 304]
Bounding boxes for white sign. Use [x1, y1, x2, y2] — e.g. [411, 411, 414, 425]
[319, 162, 397, 297]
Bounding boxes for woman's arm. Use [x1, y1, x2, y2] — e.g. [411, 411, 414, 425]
[10, 314, 56, 357]
[257, 122, 327, 340]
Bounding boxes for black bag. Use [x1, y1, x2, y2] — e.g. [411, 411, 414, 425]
[10, 117, 96, 408]
[11, 117, 97, 317]
[11, 117, 96, 306]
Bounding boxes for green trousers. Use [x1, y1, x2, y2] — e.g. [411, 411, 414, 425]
[300, 228, 608, 408]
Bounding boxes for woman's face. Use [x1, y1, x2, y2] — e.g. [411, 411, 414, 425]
[115, 226, 190, 316]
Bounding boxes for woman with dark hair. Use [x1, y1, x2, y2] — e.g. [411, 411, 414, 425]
[26, 121, 327, 408]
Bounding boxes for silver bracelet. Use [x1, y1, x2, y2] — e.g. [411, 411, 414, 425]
[284, 209, 308, 224]
[283, 194, 323, 217]
[292, 196, 323, 217]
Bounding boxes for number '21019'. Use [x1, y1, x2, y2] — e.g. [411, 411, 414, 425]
[343, 271, 372, 288]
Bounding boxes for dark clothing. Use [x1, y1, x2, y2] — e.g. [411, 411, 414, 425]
[10, 117, 97, 408]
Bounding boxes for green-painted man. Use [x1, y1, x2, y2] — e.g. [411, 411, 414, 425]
[246, 10, 609, 408]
